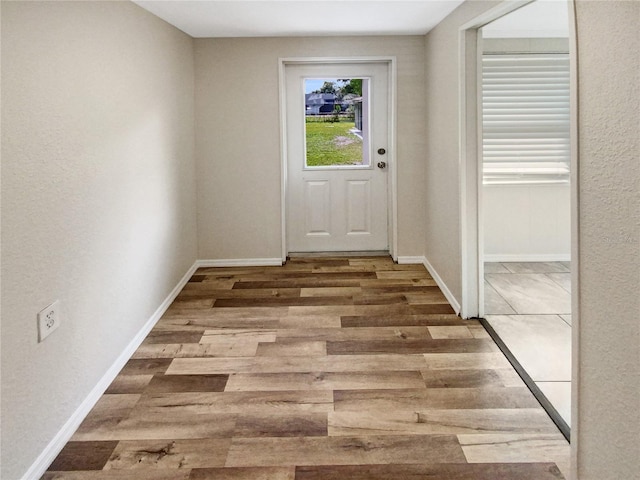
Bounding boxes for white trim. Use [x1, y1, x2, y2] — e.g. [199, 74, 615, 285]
[279, 56, 396, 65]
[459, 0, 537, 320]
[22, 260, 199, 480]
[459, 0, 532, 31]
[396, 256, 424, 265]
[389, 58, 398, 261]
[458, 24, 481, 319]
[278, 59, 288, 262]
[196, 258, 283, 268]
[568, 2, 580, 475]
[278, 56, 397, 260]
[484, 254, 571, 263]
[477, 24, 485, 321]
[422, 256, 461, 316]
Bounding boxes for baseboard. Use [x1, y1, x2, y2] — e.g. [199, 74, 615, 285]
[22, 260, 199, 480]
[196, 258, 284, 268]
[421, 256, 461, 315]
[484, 254, 571, 263]
[396, 256, 425, 265]
[289, 251, 390, 258]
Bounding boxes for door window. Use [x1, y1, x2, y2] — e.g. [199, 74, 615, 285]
[304, 78, 370, 168]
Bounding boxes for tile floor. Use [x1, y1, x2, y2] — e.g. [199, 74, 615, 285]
[484, 262, 571, 427]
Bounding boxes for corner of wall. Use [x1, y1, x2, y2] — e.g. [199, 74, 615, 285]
[20, 261, 199, 480]
[397, 256, 462, 315]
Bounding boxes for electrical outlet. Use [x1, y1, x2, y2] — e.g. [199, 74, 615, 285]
[38, 300, 61, 342]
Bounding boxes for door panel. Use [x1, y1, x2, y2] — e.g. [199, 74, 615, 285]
[285, 62, 389, 252]
[304, 180, 331, 236]
[346, 179, 371, 235]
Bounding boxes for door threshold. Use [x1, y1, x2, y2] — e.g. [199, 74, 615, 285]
[288, 251, 390, 258]
[479, 317, 571, 442]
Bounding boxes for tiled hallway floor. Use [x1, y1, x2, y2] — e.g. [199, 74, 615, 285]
[484, 262, 571, 427]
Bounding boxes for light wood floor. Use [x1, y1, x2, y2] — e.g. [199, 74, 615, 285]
[43, 256, 569, 480]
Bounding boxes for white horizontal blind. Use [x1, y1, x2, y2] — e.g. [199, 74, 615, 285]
[482, 53, 570, 185]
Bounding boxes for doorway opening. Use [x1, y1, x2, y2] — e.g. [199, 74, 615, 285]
[459, 0, 576, 442]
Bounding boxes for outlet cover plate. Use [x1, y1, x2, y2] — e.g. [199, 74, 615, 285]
[38, 300, 61, 342]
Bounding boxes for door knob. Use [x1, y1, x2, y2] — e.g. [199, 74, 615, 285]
[377, 161, 387, 169]
[377, 148, 386, 155]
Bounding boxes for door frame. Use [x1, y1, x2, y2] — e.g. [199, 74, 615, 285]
[278, 56, 397, 261]
[458, 0, 532, 320]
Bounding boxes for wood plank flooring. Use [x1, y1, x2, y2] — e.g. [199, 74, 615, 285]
[43, 256, 569, 480]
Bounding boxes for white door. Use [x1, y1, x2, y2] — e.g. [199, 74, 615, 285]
[285, 62, 389, 252]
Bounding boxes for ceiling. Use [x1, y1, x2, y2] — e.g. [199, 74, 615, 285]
[132, 0, 466, 38]
[483, 0, 569, 38]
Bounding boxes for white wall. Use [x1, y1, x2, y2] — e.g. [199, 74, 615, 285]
[484, 184, 571, 261]
[573, 1, 640, 478]
[194, 36, 427, 260]
[0, 2, 197, 478]
[425, 0, 640, 478]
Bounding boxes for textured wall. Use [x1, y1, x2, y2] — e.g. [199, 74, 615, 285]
[0, 2, 197, 478]
[194, 36, 427, 260]
[574, 1, 640, 478]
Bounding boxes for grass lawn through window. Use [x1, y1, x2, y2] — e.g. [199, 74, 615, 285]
[305, 119, 363, 166]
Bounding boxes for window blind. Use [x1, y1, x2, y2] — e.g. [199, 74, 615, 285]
[482, 53, 570, 185]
